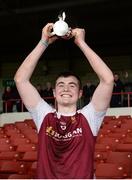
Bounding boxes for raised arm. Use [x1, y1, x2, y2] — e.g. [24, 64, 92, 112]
[72, 28, 114, 111]
[14, 23, 58, 109]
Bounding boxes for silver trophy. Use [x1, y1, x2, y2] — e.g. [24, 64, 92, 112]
[52, 12, 69, 36]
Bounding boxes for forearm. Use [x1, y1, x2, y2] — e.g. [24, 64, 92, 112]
[77, 40, 113, 84]
[14, 40, 47, 83]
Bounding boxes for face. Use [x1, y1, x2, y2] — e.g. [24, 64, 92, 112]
[54, 76, 82, 106]
[87, 81, 91, 86]
[6, 86, 11, 92]
[36, 85, 41, 91]
[46, 82, 51, 89]
[114, 74, 119, 81]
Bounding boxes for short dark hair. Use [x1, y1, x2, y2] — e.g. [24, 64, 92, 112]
[55, 71, 82, 89]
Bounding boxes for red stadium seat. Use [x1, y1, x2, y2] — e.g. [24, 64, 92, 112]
[98, 128, 116, 136]
[3, 123, 16, 130]
[16, 143, 37, 152]
[0, 151, 23, 160]
[0, 161, 28, 174]
[0, 137, 11, 145]
[123, 136, 132, 144]
[8, 174, 33, 179]
[24, 119, 36, 129]
[10, 133, 26, 140]
[21, 129, 38, 144]
[11, 137, 31, 146]
[0, 144, 15, 152]
[5, 128, 21, 137]
[95, 163, 128, 179]
[106, 151, 132, 176]
[108, 132, 127, 139]
[0, 128, 7, 138]
[0, 133, 8, 138]
[118, 115, 131, 120]
[103, 115, 116, 122]
[15, 121, 29, 130]
[22, 151, 37, 161]
[103, 119, 122, 128]
[94, 151, 108, 163]
[116, 144, 132, 152]
[101, 123, 119, 131]
[28, 161, 37, 178]
[95, 143, 116, 152]
[97, 137, 121, 145]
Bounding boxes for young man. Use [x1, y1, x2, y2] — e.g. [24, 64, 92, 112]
[14, 23, 114, 179]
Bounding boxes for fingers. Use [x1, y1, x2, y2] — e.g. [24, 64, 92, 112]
[45, 23, 54, 30]
[66, 28, 72, 37]
[61, 28, 73, 40]
[71, 28, 85, 40]
[52, 36, 59, 42]
[41, 23, 85, 44]
[42, 23, 54, 37]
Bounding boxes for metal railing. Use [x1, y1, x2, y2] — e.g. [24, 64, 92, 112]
[112, 92, 132, 107]
[0, 92, 132, 113]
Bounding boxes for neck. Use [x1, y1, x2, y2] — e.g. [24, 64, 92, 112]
[57, 104, 77, 114]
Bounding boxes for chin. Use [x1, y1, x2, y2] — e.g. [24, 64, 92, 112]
[62, 102, 70, 106]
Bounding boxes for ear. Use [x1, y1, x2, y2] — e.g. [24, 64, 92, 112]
[79, 90, 83, 99]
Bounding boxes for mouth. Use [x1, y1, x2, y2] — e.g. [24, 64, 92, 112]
[61, 94, 72, 98]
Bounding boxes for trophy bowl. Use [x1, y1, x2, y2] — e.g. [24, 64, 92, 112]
[53, 20, 69, 36]
[52, 12, 69, 36]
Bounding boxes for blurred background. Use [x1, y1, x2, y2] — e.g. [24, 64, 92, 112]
[0, 0, 132, 58]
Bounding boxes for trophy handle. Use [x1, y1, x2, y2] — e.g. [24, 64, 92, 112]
[58, 12, 66, 21]
[62, 12, 66, 21]
[50, 31, 55, 35]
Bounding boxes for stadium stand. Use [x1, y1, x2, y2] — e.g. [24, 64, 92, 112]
[0, 111, 132, 178]
[0, 118, 37, 179]
[95, 114, 132, 179]
[95, 163, 128, 179]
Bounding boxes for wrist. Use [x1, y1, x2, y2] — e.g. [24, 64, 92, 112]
[75, 39, 86, 47]
[40, 39, 49, 48]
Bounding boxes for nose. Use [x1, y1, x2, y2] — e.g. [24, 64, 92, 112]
[64, 85, 68, 91]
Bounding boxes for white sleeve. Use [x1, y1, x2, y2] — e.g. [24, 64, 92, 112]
[80, 102, 106, 136]
[27, 98, 53, 132]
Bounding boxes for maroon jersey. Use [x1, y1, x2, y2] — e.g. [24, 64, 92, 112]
[37, 112, 95, 179]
